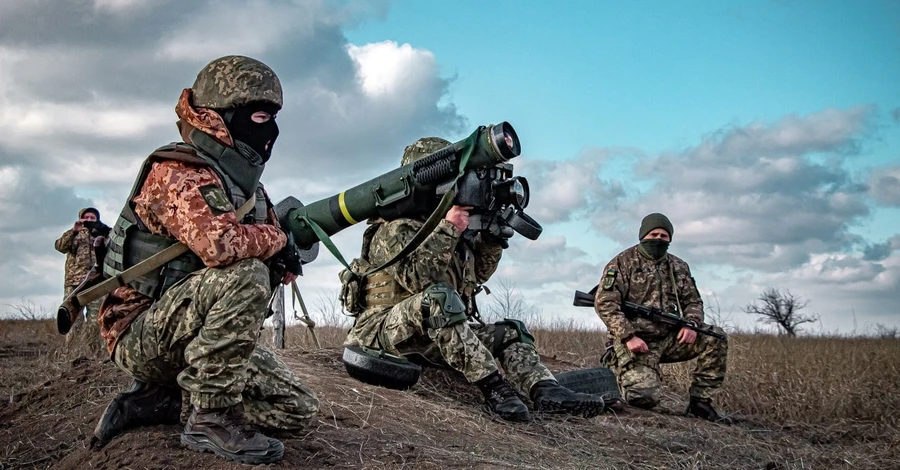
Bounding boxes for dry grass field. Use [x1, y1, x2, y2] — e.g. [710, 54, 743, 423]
[1, 317, 898, 469]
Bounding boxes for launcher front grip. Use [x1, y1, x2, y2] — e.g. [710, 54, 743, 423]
[278, 122, 521, 249]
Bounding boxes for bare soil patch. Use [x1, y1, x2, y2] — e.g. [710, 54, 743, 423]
[1, 321, 897, 470]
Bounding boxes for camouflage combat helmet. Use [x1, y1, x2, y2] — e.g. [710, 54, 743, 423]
[401, 137, 451, 166]
[191, 55, 283, 110]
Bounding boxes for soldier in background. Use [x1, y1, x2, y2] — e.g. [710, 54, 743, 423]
[344, 137, 608, 423]
[92, 55, 318, 464]
[54, 207, 106, 355]
[594, 213, 730, 423]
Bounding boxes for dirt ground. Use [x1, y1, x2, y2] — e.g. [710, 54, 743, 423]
[1, 322, 897, 470]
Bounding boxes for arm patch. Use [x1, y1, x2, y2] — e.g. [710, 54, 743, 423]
[602, 268, 618, 290]
[199, 185, 234, 215]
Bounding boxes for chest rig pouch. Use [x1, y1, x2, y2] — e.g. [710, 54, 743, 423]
[104, 142, 269, 301]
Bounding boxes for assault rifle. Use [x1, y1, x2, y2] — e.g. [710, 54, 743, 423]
[573, 287, 725, 340]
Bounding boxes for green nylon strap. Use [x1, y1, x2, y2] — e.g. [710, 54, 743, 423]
[298, 129, 479, 277]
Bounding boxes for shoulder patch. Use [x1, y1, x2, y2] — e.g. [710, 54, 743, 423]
[199, 184, 234, 215]
[602, 267, 618, 290]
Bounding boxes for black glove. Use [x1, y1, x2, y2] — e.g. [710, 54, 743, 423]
[269, 232, 302, 288]
[278, 232, 303, 276]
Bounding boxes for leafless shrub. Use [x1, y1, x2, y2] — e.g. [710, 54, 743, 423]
[743, 288, 817, 337]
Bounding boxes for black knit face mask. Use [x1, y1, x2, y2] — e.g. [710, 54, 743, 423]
[220, 103, 280, 162]
[639, 238, 670, 260]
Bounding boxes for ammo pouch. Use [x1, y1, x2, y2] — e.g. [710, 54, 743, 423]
[104, 217, 205, 300]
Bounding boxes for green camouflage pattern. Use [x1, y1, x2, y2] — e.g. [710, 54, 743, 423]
[594, 245, 705, 340]
[113, 258, 317, 430]
[191, 55, 283, 110]
[401, 137, 451, 166]
[54, 228, 96, 288]
[611, 325, 728, 405]
[345, 213, 553, 392]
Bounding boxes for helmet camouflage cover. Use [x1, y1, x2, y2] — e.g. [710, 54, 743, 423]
[401, 137, 451, 166]
[191, 55, 283, 110]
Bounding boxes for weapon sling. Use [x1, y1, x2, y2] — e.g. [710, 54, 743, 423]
[75, 197, 256, 307]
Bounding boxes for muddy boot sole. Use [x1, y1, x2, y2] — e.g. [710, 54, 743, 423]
[535, 397, 606, 418]
[181, 433, 285, 464]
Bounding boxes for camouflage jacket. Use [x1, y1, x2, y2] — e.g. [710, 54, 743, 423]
[98, 156, 286, 355]
[345, 218, 503, 346]
[594, 245, 704, 341]
[54, 228, 95, 288]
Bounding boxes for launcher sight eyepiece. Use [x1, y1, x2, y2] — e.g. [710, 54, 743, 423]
[276, 122, 540, 252]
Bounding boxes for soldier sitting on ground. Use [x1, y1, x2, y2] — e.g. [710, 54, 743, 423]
[594, 213, 730, 423]
[343, 137, 608, 422]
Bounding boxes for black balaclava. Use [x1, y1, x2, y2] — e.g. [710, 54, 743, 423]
[220, 103, 280, 162]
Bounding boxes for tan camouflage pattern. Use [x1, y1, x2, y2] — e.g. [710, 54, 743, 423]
[133, 160, 285, 267]
[594, 245, 704, 341]
[191, 55, 283, 110]
[113, 258, 317, 429]
[401, 137, 452, 166]
[54, 228, 95, 287]
[99, 159, 285, 355]
[62, 285, 105, 356]
[176, 89, 233, 147]
[346, 215, 551, 391]
[611, 325, 728, 404]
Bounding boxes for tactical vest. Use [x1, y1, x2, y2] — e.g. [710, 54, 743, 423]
[357, 223, 479, 312]
[103, 142, 269, 300]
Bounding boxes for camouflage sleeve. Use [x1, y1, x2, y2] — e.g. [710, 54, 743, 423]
[371, 218, 460, 293]
[594, 258, 636, 340]
[677, 263, 704, 324]
[472, 234, 503, 283]
[133, 161, 286, 268]
[54, 229, 76, 253]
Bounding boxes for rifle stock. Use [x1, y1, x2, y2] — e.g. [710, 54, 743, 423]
[573, 286, 725, 340]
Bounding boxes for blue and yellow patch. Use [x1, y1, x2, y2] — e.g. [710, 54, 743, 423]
[602, 267, 617, 290]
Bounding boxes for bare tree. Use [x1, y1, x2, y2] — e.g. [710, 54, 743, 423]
[482, 278, 541, 325]
[743, 288, 816, 337]
[310, 288, 350, 328]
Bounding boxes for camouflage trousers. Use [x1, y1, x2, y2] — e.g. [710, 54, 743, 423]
[63, 285, 105, 357]
[352, 292, 555, 394]
[611, 326, 728, 406]
[113, 258, 318, 430]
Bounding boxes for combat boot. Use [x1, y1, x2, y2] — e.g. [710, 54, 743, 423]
[530, 380, 607, 418]
[685, 397, 733, 424]
[475, 371, 530, 422]
[91, 380, 182, 448]
[181, 404, 284, 464]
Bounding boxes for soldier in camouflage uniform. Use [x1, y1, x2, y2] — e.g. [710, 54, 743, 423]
[594, 213, 730, 423]
[54, 207, 106, 356]
[344, 137, 607, 422]
[92, 56, 318, 464]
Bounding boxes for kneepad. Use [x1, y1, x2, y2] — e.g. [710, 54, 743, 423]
[420, 283, 467, 331]
[491, 319, 536, 358]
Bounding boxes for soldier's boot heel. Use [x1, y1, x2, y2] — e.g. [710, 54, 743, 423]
[91, 380, 182, 449]
[181, 405, 285, 464]
[476, 372, 530, 422]
[530, 380, 607, 418]
[685, 397, 733, 425]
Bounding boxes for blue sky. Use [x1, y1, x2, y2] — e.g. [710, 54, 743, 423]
[0, 0, 897, 333]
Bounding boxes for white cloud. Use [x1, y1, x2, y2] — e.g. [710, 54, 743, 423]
[347, 41, 438, 98]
